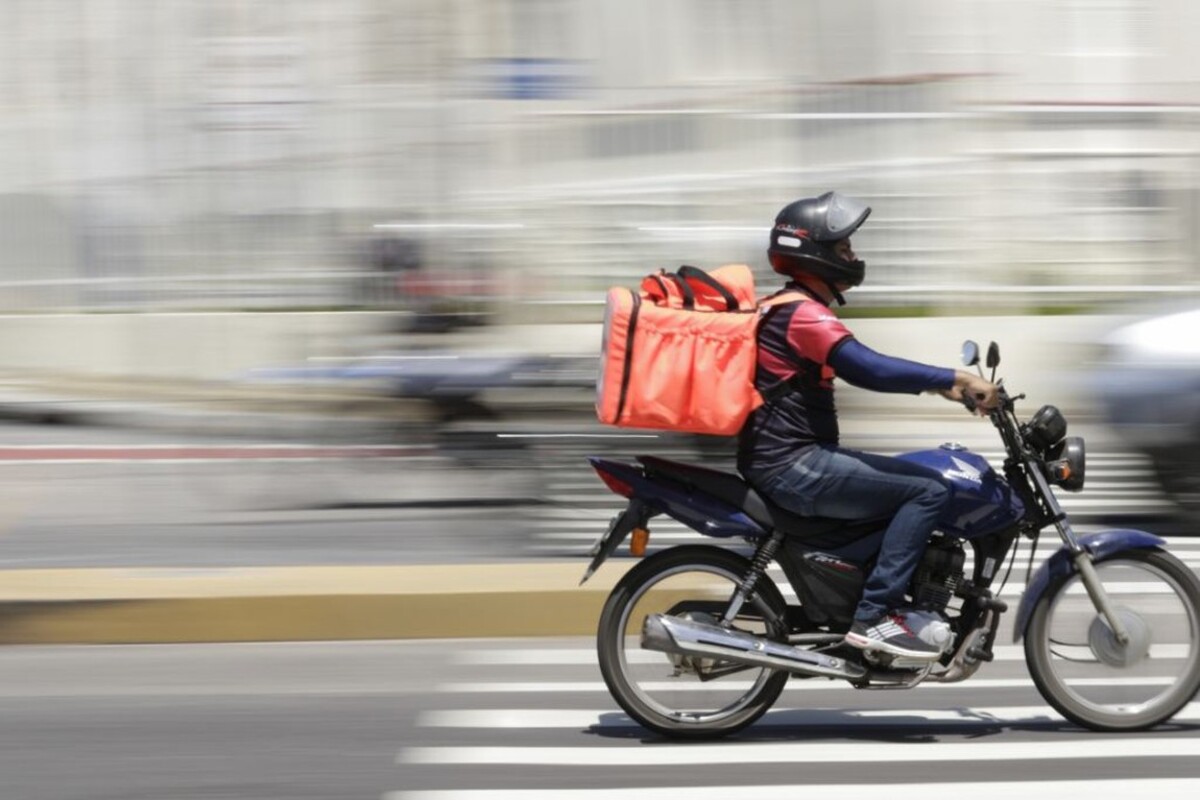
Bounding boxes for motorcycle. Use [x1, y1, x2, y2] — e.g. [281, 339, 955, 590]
[581, 341, 1200, 738]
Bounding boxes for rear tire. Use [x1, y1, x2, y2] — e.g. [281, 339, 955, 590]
[597, 545, 790, 738]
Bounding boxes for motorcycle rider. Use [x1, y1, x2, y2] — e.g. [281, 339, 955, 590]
[738, 191, 999, 660]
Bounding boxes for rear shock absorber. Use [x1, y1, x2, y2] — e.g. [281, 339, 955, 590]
[721, 529, 786, 627]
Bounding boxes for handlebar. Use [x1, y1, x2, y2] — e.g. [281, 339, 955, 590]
[962, 383, 1024, 417]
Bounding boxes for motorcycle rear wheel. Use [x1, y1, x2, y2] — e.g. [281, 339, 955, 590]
[596, 545, 790, 739]
[1025, 548, 1200, 731]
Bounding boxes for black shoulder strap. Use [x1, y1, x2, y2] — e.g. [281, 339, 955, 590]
[759, 373, 805, 404]
[756, 292, 809, 405]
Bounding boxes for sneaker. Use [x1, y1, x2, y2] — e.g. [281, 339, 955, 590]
[844, 612, 942, 660]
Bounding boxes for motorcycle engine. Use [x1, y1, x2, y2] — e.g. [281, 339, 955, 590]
[910, 535, 965, 612]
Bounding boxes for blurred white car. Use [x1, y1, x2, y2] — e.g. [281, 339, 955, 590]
[1093, 305, 1200, 514]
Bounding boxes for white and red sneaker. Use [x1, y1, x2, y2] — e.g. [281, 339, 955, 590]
[844, 612, 942, 660]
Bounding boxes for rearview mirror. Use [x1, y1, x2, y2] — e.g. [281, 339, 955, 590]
[961, 341, 980, 368]
[986, 341, 1001, 370]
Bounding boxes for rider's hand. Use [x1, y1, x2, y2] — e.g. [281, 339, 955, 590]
[940, 371, 999, 414]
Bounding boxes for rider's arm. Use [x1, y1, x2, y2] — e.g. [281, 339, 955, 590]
[828, 338, 955, 395]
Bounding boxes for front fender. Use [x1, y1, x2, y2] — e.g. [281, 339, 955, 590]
[1012, 529, 1166, 642]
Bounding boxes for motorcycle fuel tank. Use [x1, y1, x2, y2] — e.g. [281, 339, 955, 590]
[898, 444, 1024, 539]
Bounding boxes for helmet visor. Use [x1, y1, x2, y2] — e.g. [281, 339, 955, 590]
[821, 193, 872, 241]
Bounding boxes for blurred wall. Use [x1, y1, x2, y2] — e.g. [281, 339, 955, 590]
[1, 0, 1198, 315]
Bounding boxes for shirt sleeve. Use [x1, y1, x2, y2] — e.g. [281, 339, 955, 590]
[828, 337, 957, 395]
[785, 301, 854, 364]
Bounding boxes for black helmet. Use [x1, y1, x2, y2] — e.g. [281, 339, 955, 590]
[768, 191, 871, 289]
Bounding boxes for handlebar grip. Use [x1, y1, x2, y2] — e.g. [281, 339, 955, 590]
[962, 394, 978, 414]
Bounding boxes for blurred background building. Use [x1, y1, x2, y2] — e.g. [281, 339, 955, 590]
[2, 0, 1199, 319]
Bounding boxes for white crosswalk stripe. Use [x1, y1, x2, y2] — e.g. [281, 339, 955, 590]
[391, 637, 1200, 798]
[450, 644, 1194, 665]
[400, 738, 1200, 767]
[418, 702, 1200, 730]
[388, 781, 1200, 800]
[400, 737, 1200, 766]
[436, 676, 1181, 694]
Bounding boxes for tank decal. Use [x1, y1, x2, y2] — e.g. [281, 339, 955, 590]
[897, 448, 1023, 538]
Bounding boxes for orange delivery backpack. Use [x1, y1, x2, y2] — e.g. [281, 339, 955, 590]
[595, 264, 802, 436]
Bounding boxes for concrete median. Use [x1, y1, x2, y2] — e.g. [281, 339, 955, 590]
[0, 562, 634, 644]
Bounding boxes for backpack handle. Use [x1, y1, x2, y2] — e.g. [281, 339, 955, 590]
[644, 270, 697, 309]
[678, 265, 739, 311]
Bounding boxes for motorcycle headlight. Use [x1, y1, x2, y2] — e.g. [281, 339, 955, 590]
[1024, 404, 1068, 452]
[1044, 436, 1086, 492]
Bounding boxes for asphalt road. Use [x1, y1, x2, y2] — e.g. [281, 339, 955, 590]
[3, 639, 1199, 800]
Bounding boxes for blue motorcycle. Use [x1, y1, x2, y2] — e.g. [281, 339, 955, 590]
[582, 341, 1200, 737]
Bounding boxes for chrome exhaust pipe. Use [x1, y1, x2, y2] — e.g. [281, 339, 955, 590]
[641, 613, 866, 681]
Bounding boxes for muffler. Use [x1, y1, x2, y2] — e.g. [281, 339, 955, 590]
[641, 613, 867, 681]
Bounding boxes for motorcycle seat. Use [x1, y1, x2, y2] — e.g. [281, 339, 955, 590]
[637, 455, 883, 545]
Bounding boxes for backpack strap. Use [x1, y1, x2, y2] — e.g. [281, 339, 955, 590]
[755, 290, 810, 405]
[756, 289, 807, 312]
[677, 264, 739, 311]
[760, 372, 807, 404]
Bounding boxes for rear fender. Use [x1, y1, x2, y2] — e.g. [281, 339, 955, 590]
[587, 457, 766, 539]
[1012, 529, 1166, 642]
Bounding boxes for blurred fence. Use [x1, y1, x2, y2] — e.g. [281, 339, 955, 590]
[3, 112, 1197, 318]
[3, 1, 1200, 318]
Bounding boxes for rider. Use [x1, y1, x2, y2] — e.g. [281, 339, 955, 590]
[738, 191, 999, 661]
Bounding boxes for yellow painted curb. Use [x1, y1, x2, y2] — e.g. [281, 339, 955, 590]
[0, 563, 635, 644]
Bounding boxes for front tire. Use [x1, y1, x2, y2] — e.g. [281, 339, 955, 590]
[1025, 548, 1200, 731]
[597, 545, 790, 739]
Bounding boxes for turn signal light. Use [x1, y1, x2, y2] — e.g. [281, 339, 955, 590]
[630, 527, 650, 556]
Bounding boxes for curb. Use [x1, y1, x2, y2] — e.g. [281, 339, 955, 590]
[0, 563, 633, 644]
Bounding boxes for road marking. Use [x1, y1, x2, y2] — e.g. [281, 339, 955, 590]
[398, 736, 1200, 766]
[453, 644, 1192, 665]
[385, 779, 1200, 800]
[417, 704, 1073, 729]
[438, 676, 1178, 693]
[421, 701, 1200, 729]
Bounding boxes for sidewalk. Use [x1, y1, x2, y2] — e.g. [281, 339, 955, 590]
[0, 562, 632, 645]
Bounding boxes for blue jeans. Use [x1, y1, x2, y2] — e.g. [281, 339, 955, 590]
[745, 444, 952, 622]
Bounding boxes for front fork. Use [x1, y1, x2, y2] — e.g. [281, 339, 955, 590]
[1029, 458, 1130, 644]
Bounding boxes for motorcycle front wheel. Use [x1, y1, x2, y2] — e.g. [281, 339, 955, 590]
[596, 545, 790, 739]
[1025, 548, 1200, 731]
